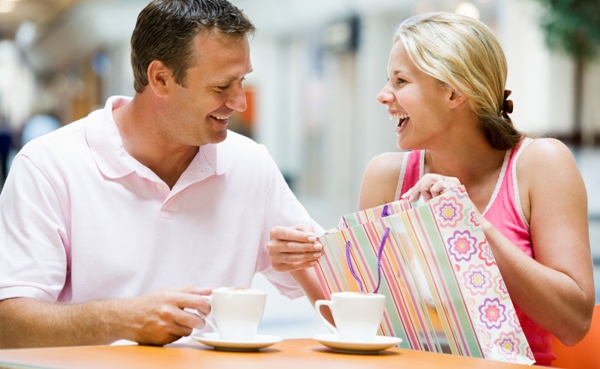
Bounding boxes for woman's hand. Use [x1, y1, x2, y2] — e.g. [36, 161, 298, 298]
[400, 173, 462, 202]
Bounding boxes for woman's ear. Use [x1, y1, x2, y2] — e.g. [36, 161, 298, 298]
[147, 60, 173, 97]
[448, 88, 467, 109]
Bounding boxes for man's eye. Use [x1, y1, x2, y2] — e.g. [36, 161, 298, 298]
[216, 85, 229, 91]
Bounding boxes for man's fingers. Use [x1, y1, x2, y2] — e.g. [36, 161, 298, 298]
[174, 293, 212, 314]
[268, 239, 322, 253]
[270, 225, 316, 243]
[268, 225, 322, 272]
[272, 259, 319, 272]
[270, 246, 322, 270]
[138, 333, 182, 346]
[163, 320, 195, 339]
[176, 309, 207, 331]
[281, 250, 322, 262]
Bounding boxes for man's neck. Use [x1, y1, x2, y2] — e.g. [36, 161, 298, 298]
[112, 96, 198, 189]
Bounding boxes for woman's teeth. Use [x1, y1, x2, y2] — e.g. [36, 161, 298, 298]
[389, 113, 409, 121]
[390, 113, 409, 128]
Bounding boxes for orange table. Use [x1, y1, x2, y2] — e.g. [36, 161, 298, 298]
[0, 339, 542, 369]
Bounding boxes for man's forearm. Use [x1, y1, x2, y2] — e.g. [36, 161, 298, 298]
[0, 297, 122, 348]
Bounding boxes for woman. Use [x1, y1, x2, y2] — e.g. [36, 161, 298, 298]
[358, 12, 594, 366]
[268, 12, 594, 366]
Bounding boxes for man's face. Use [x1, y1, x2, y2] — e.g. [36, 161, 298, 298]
[162, 31, 252, 147]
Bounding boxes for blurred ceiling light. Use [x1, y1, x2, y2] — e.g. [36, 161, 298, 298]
[16, 21, 37, 48]
[412, 1, 436, 15]
[455, 2, 480, 20]
[0, 1, 16, 13]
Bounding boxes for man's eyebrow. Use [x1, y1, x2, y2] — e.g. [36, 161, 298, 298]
[214, 70, 254, 84]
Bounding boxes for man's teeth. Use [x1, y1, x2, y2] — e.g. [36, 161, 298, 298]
[211, 115, 228, 121]
[389, 113, 409, 121]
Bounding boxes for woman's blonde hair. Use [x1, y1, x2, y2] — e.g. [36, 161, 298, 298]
[394, 12, 521, 150]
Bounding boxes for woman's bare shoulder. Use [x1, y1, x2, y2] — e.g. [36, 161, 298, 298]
[359, 151, 406, 210]
[523, 137, 572, 154]
[365, 151, 406, 175]
[517, 137, 582, 206]
[518, 138, 577, 176]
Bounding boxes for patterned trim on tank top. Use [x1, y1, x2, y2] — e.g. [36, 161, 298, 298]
[394, 151, 412, 200]
[512, 137, 533, 230]
[482, 149, 511, 216]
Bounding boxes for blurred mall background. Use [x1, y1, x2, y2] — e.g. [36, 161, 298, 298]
[0, 0, 599, 338]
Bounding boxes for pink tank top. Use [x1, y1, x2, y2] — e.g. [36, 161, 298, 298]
[394, 138, 555, 366]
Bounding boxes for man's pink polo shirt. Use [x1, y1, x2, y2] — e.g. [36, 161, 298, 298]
[0, 96, 321, 303]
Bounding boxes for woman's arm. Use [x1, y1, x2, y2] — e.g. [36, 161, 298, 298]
[487, 138, 594, 346]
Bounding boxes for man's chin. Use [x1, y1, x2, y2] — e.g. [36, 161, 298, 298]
[205, 130, 228, 145]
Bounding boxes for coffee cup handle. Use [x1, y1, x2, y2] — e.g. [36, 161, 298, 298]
[198, 296, 218, 332]
[314, 300, 338, 335]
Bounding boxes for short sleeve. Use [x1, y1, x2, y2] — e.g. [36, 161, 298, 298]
[0, 154, 69, 302]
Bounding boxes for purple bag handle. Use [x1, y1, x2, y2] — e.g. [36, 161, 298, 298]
[346, 226, 390, 293]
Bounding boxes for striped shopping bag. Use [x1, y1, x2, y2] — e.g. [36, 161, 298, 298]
[314, 186, 534, 364]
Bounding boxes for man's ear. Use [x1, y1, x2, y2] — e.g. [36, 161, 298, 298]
[147, 60, 173, 97]
[448, 88, 467, 109]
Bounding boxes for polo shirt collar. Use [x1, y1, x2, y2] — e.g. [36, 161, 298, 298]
[86, 96, 233, 180]
[86, 96, 135, 179]
[200, 142, 233, 176]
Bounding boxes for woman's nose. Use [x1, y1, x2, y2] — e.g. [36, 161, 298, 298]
[376, 86, 393, 105]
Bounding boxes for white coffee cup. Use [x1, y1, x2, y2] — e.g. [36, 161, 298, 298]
[200, 287, 267, 341]
[315, 292, 386, 341]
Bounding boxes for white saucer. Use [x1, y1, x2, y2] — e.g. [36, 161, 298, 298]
[313, 334, 402, 354]
[192, 333, 282, 352]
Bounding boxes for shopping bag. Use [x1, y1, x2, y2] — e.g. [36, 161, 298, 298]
[314, 186, 535, 364]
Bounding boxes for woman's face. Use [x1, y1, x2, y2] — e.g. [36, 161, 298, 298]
[377, 41, 452, 151]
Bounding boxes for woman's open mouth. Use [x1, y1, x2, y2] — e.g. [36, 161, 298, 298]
[390, 113, 410, 131]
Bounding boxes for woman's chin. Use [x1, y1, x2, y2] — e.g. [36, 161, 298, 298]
[396, 138, 411, 151]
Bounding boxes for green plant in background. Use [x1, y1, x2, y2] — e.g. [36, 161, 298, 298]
[532, 0, 600, 144]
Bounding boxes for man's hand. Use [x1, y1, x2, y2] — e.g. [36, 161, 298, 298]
[119, 286, 213, 346]
[267, 224, 322, 272]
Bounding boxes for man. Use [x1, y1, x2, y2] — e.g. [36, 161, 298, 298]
[0, 0, 323, 348]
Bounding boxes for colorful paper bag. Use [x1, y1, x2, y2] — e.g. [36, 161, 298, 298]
[314, 186, 534, 364]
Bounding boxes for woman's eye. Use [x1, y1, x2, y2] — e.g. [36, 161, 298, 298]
[397, 78, 406, 85]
